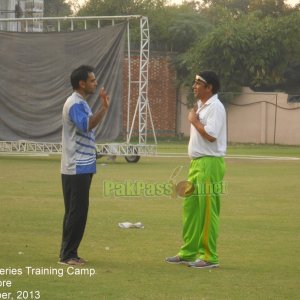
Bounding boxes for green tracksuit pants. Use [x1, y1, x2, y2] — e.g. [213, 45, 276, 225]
[178, 156, 225, 264]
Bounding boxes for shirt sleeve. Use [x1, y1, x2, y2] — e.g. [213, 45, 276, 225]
[69, 103, 89, 133]
[204, 104, 225, 139]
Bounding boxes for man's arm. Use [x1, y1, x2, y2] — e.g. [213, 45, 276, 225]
[88, 88, 109, 131]
[188, 109, 216, 142]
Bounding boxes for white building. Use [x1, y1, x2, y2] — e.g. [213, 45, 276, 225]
[0, 0, 44, 32]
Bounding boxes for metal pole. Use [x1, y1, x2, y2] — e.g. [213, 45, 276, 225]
[273, 93, 278, 144]
[126, 21, 131, 143]
[138, 17, 149, 144]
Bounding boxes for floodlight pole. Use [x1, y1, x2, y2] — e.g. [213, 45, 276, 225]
[138, 16, 149, 144]
[127, 16, 157, 145]
[126, 20, 131, 142]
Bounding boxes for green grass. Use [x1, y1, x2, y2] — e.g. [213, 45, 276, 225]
[0, 144, 300, 300]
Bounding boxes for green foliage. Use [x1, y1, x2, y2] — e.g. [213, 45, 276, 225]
[44, 0, 72, 17]
[78, 0, 169, 48]
[202, 0, 293, 17]
[179, 1, 299, 93]
[248, 0, 289, 17]
[75, 0, 300, 93]
[179, 10, 300, 92]
[77, 0, 209, 51]
[168, 11, 213, 52]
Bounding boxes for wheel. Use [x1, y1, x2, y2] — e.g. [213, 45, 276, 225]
[125, 155, 140, 163]
[96, 152, 103, 159]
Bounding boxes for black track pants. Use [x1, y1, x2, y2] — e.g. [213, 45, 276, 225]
[60, 173, 93, 261]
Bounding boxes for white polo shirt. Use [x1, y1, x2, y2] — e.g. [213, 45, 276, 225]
[188, 94, 227, 158]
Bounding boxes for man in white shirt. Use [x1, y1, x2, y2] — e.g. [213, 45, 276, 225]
[166, 71, 226, 269]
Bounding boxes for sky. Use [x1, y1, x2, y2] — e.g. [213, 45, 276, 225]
[77, 0, 299, 7]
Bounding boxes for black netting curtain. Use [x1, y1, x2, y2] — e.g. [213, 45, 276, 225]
[0, 23, 126, 142]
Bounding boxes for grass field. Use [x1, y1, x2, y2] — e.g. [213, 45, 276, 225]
[0, 143, 299, 300]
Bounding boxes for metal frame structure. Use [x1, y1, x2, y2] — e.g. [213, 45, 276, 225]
[127, 17, 157, 145]
[0, 15, 157, 158]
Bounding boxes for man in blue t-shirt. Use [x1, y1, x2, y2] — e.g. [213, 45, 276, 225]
[59, 65, 109, 266]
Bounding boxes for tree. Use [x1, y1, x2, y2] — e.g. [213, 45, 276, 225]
[202, 0, 250, 13]
[77, 0, 210, 51]
[76, 0, 300, 93]
[66, 0, 82, 14]
[202, 0, 292, 17]
[248, 0, 288, 17]
[44, 0, 72, 17]
[180, 10, 300, 93]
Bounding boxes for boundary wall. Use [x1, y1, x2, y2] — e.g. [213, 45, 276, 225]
[177, 87, 300, 145]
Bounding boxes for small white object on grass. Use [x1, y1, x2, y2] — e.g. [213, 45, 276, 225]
[118, 222, 144, 229]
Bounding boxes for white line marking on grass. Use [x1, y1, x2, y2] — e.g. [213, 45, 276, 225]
[155, 154, 188, 158]
[155, 153, 300, 161]
[0, 153, 49, 157]
[226, 155, 300, 161]
[0, 152, 299, 161]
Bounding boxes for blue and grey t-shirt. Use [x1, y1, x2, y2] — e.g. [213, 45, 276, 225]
[61, 92, 96, 175]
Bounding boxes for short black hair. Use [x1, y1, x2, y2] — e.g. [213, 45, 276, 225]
[198, 70, 220, 94]
[70, 65, 94, 90]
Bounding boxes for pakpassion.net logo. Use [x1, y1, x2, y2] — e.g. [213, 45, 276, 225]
[103, 167, 227, 198]
[103, 180, 174, 197]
